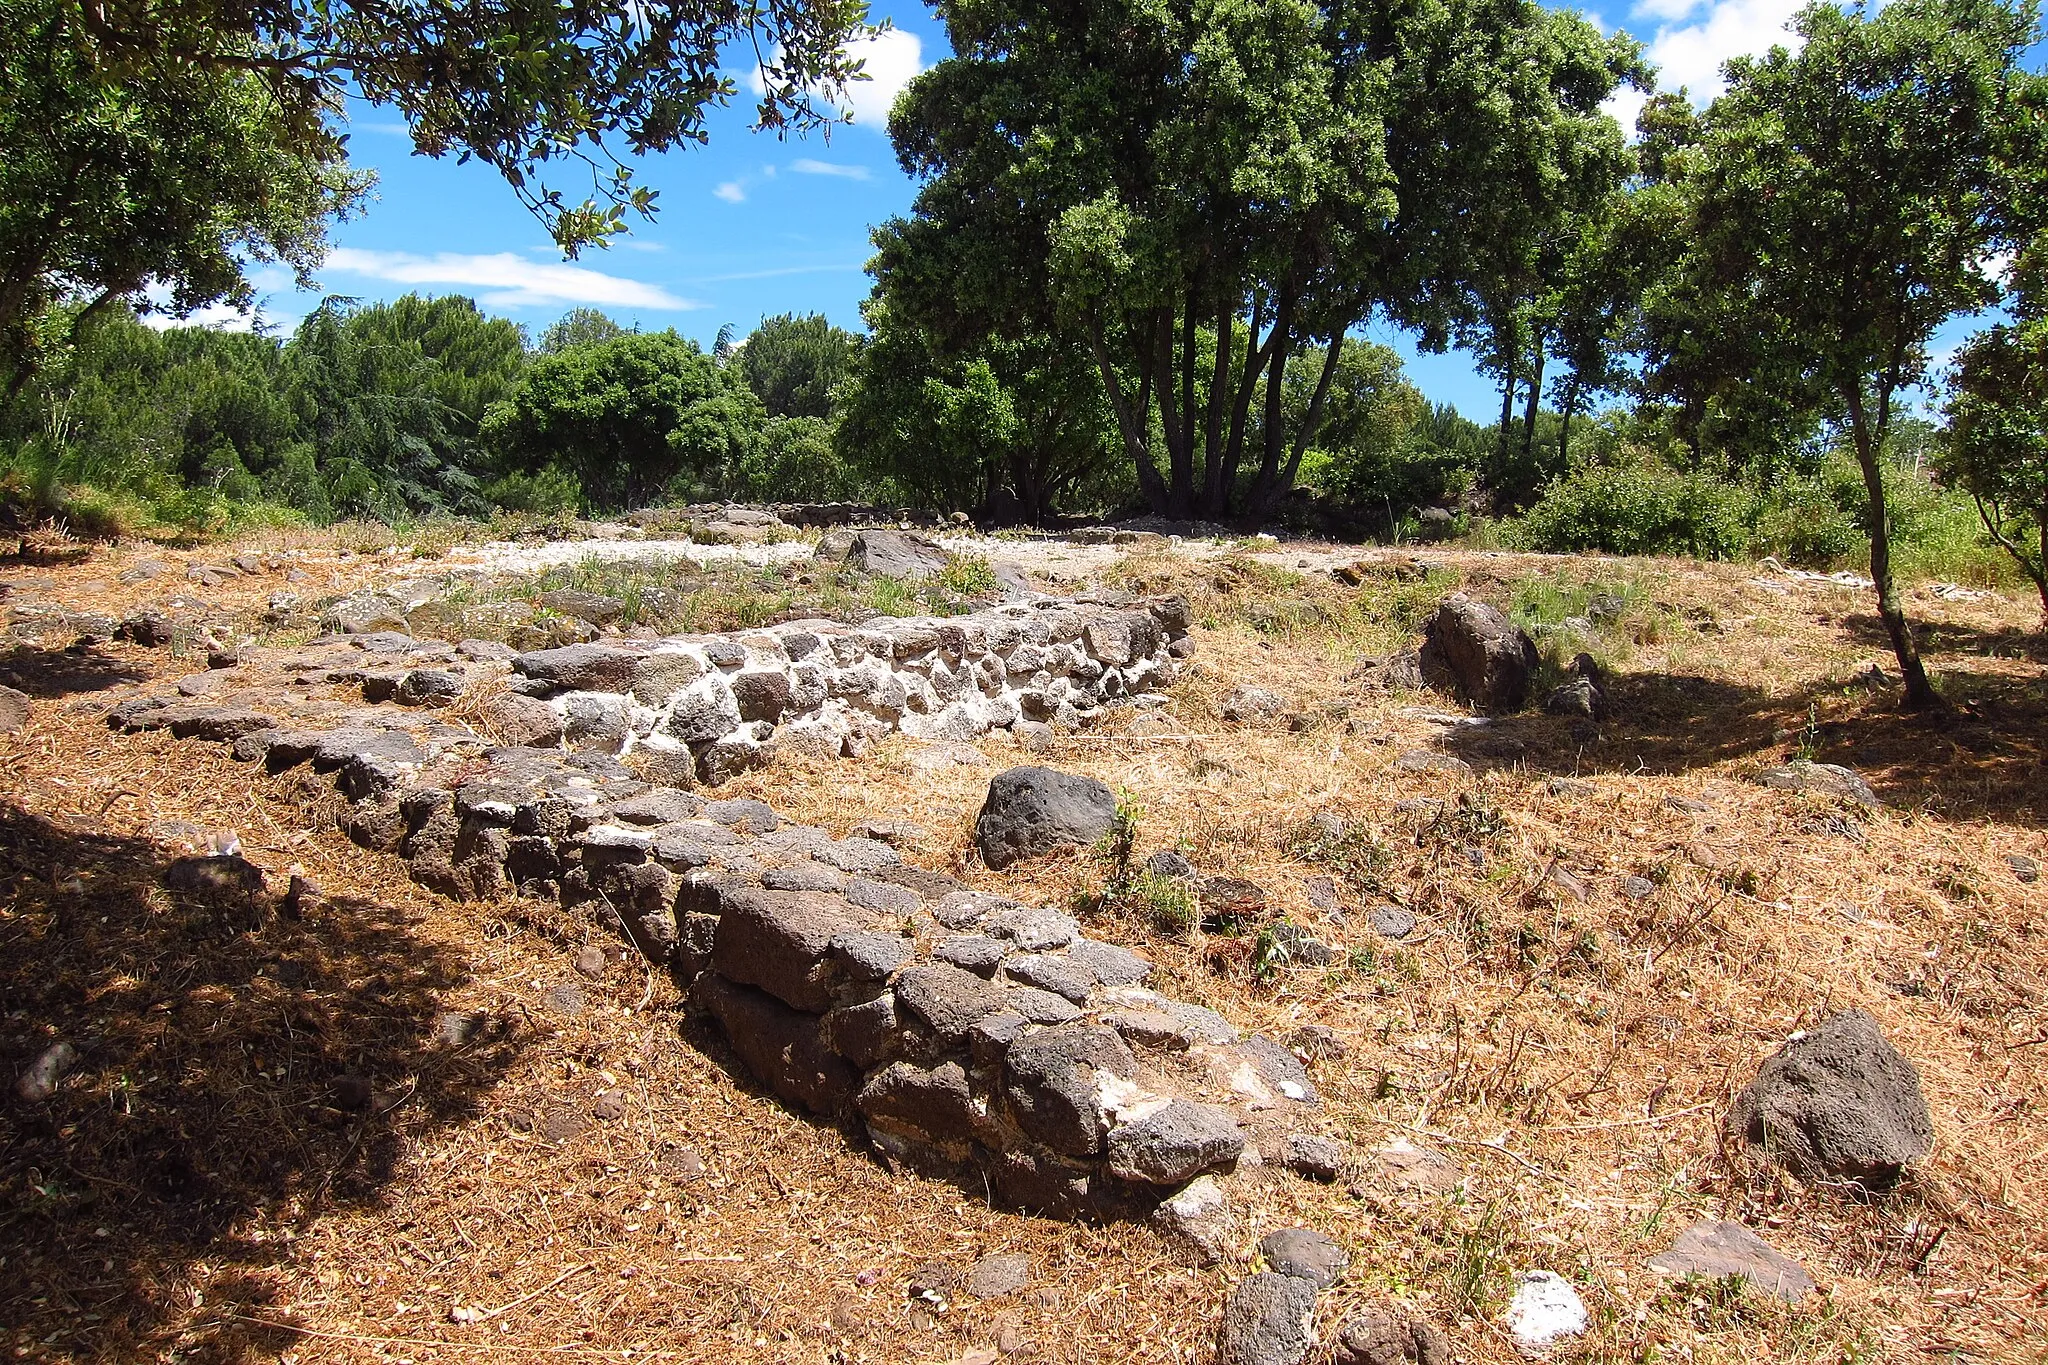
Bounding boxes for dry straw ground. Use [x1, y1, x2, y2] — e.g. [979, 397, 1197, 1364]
[1, 533, 2044, 1365]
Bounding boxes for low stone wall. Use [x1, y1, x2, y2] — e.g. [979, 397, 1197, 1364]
[101, 591, 1341, 1219]
[495, 592, 1192, 784]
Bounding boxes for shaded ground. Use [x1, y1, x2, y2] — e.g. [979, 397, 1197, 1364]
[1, 525, 2043, 1364]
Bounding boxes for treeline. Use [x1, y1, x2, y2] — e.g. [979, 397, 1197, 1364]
[0, 292, 1501, 536]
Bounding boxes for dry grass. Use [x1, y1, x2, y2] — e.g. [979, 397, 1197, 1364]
[2, 536, 2045, 1364]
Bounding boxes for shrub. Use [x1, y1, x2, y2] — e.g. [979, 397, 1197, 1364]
[485, 464, 583, 516]
[1511, 463, 1755, 559]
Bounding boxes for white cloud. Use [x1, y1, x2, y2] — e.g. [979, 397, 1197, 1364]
[1633, 0, 1804, 100]
[714, 181, 747, 203]
[790, 158, 872, 181]
[139, 300, 260, 332]
[321, 247, 699, 311]
[753, 27, 926, 133]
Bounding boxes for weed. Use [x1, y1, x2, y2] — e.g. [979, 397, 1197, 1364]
[331, 518, 396, 556]
[866, 575, 917, 617]
[1131, 872, 1195, 938]
[1446, 1199, 1511, 1312]
[935, 553, 999, 597]
[1794, 702, 1823, 761]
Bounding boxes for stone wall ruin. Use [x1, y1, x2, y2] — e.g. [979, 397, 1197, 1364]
[103, 590, 1335, 1219]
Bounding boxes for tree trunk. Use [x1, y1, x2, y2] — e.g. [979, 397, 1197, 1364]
[1519, 336, 1546, 470]
[1173, 281, 1199, 516]
[1496, 354, 1517, 475]
[1265, 334, 1345, 513]
[1245, 286, 1297, 519]
[1087, 313, 1167, 512]
[1201, 291, 1231, 514]
[1845, 385, 1936, 708]
[1557, 396, 1574, 470]
[1216, 296, 1272, 518]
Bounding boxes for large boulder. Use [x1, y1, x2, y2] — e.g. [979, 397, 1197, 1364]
[1728, 1008, 1932, 1183]
[975, 766, 1118, 869]
[844, 529, 948, 581]
[1417, 595, 1539, 713]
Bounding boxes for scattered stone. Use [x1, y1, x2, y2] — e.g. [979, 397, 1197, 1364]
[1647, 1220, 1815, 1301]
[537, 588, 626, 626]
[1151, 1174, 1234, 1266]
[1216, 1272, 1318, 1365]
[164, 853, 265, 900]
[1367, 1139, 1461, 1195]
[321, 590, 410, 635]
[855, 819, 927, 846]
[540, 1102, 588, 1142]
[16, 1040, 79, 1102]
[1367, 905, 1417, 940]
[546, 983, 587, 1016]
[119, 559, 168, 583]
[963, 1253, 1034, 1299]
[1728, 1008, 1932, 1183]
[1264, 921, 1336, 967]
[1757, 760, 1881, 809]
[1283, 1133, 1347, 1182]
[1393, 750, 1472, 777]
[2006, 853, 2040, 884]
[1302, 875, 1339, 912]
[975, 766, 1118, 870]
[1221, 684, 1285, 723]
[1259, 1227, 1348, 1289]
[592, 1091, 627, 1121]
[1621, 874, 1657, 901]
[574, 945, 608, 978]
[1504, 1271, 1586, 1356]
[1332, 1304, 1451, 1365]
[0, 684, 30, 734]
[1419, 595, 1539, 713]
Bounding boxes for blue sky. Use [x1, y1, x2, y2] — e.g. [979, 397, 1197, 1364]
[193, 0, 1996, 420]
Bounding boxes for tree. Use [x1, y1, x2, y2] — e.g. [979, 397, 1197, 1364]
[285, 299, 486, 518]
[1947, 255, 2048, 615]
[1678, 0, 2039, 706]
[836, 298, 1123, 522]
[482, 331, 764, 510]
[540, 309, 628, 354]
[0, 0, 368, 394]
[736, 313, 859, 420]
[878, 0, 1644, 521]
[26, 0, 871, 254]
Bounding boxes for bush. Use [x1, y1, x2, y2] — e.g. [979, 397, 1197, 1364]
[1511, 462, 1755, 559]
[484, 464, 583, 516]
[1753, 463, 1865, 566]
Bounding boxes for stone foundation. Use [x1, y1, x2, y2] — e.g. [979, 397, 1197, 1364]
[103, 591, 1333, 1218]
